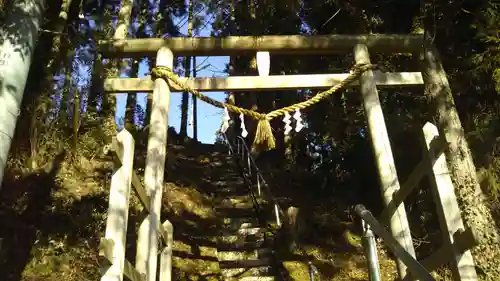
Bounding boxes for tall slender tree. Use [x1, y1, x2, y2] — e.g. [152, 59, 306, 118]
[101, 0, 134, 134]
[192, 55, 198, 140]
[0, 0, 47, 187]
[179, 0, 194, 141]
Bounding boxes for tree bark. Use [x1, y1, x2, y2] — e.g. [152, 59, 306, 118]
[0, 0, 47, 188]
[192, 56, 198, 141]
[179, 0, 194, 141]
[125, 59, 139, 130]
[103, 0, 133, 132]
[421, 41, 500, 281]
[59, 49, 74, 121]
[46, 0, 73, 72]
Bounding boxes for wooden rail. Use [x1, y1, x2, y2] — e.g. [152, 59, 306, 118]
[103, 72, 424, 93]
[98, 34, 424, 58]
[379, 136, 447, 222]
[355, 205, 435, 281]
[99, 239, 145, 281]
[99, 129, 174, 281]
[418, 123, 477, 280]
[107, 140, 150, 211]
[100, 131, 139, 281]
[377, 122, 478, 281]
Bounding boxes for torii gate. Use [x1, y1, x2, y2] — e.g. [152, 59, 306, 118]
[97, 34, 478, 281]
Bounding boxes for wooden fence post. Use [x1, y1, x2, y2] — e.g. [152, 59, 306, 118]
[354, 44, 416, 278]
[135, 47, 174, 281]
[421, 122, 477, 281]
[100, 130, 135, 281]
[159, 220, 174, 281]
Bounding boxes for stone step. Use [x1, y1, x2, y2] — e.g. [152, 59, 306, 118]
[215, 180, 272, 195]
[218, 250, 260, 262]
[238, 277, 275, 281]
[216, 206, 258, 218]
[218, 225, 268, 237]
[219, 257, 274, 269]
[215, 184, 257, 195]
[216, 206, 275, 219]
[217, 238, 274, 252]
[209, 157, 235, 167]
[220, 266, 274, 279]
[219, 221, 274, 234]
[212, 179, 245, 188]
[214, 194, 249, 202]
[221, 216, 260, 227]
[217, 197, 268, 209]
[218, 248, 273, 261]
[218, 232, 271, 246]
[221, 217, 278, 232]
[224, 221, 259, 229]
[234, 226, 268, 236]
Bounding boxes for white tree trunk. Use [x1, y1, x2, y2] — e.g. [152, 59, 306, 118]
[0, 0, 47, 188]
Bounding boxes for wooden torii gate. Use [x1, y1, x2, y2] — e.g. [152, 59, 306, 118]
[97, 34, 478, 281]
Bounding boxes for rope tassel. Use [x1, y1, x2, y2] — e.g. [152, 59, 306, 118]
[253, 117, 275, 152]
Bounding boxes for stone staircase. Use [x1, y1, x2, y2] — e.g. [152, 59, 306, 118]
[212, 156, 280, 281]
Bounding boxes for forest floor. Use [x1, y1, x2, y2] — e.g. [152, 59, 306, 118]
[0, 132, 406, 281]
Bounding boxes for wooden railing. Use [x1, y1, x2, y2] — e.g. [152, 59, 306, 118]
[99, 129, 174, 281]
[356, 204, 435, 281]
[358, 122, 479, 281]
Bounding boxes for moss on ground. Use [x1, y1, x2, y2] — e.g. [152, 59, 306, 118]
[0, 134, 439, 281]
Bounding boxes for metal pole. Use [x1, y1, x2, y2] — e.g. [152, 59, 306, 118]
[355, 204, 435, 281]
[308, 261, 318, 281]
[257, 174, 261, 196]
[362, 219, 382, 281]
[274, 203, 281, 227]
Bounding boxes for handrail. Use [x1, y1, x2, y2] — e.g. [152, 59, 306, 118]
[234, 135, 285, 227]
[308, 261, 319, 281]
[361, 219, 382, 281]
[223, 134, 285, 228]
[222, 134, 270, 226]
[354, 204, 435, 281]
[223, 134, 289, 281]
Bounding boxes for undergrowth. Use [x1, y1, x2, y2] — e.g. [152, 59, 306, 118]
[0, 117, 456, 281]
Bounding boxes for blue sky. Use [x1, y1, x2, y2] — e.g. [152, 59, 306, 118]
[115, 15, 229, 144]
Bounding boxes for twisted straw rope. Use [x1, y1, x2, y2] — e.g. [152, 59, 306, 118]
[151, 63, 374, 121]
[152, 67, 266, 121]
[151, 63, 375, 151]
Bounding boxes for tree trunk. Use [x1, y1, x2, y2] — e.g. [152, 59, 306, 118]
[103, 0, 134, 133]
[46, 0, 73, 73]
[125, 59, 139, 131]
[88, 52, 103, 113]
[179, 0, 194, 141]
[72, 89, 80, 152]
[192, 56, 198, 141]
[59, 49, 74, 122]
[114, 0, 134, 40]
[47, 0, 73, 122]
[0, 0, 47, 188]
[421, 41, 500, 281]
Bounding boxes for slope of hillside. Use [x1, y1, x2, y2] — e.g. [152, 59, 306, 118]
[0, 128, 401, 281]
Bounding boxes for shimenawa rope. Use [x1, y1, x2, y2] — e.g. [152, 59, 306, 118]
[151, 63, 375, 151]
